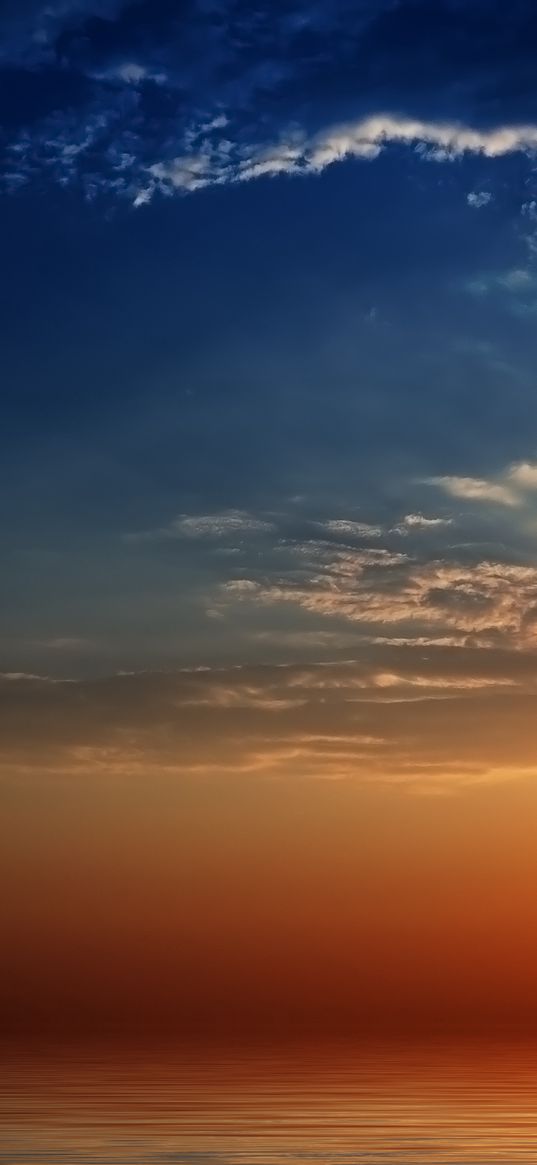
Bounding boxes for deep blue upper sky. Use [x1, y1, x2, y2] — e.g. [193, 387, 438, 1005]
[3, 0, 537, 678]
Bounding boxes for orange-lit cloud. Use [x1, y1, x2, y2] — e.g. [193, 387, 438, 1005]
[220, 549, 537, 648]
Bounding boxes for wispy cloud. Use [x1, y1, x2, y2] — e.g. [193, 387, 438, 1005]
[427, 475, 520, 507]
[395, 513, 454, 533]
[428, 460, 537, 509]
[467, 190, 493, 209]
[317, 519, 384, 540]
[126, 510, 275, 542]
[466, 268, 537, 299]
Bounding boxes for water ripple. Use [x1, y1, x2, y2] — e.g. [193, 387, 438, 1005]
[2, 1043, 537, 1163]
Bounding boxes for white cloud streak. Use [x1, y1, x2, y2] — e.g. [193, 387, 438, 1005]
[140, 114, 537, 202]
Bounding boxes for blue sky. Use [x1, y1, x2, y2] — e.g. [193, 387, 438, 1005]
[3, 0, 537, 701]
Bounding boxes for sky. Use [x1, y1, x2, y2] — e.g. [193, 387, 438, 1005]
[3, 0, 537, 1043]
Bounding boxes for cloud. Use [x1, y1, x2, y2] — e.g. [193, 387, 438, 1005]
[428, 460, 537, 508]
[318, 519, 384, 539]
[500, 269, 534, 292]
[116, 475, 537, 668]
[309, 116, 537, 165]
[508, 461, 537, 489]
[395, 513, 454, 533]
[428, 475, 520, 507]
[126, 510, 275, 542]
[373, 671, 516, 692]
[467, 190, 492, 209]
[465, 268, 537, 301]
[140, 114, 537, 204]
[219, 541, 537, 649]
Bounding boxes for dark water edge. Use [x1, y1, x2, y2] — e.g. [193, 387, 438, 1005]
[2, 1040, 537, 1163]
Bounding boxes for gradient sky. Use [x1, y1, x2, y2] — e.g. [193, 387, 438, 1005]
[3, 0, 537, 1043]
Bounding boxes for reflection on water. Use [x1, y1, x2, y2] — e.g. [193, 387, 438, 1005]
[2, 1042, 537, 1163]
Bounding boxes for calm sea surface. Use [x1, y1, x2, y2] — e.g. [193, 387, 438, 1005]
[2, 1042, 537, 1163]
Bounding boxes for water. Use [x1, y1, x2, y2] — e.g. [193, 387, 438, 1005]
[2, 1042, 537, 1163]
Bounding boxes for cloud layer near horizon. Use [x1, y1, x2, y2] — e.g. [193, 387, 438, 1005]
[2, 643, 537, 789]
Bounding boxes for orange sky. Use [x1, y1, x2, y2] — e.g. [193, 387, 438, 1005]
[3, 670, 537, 1043]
